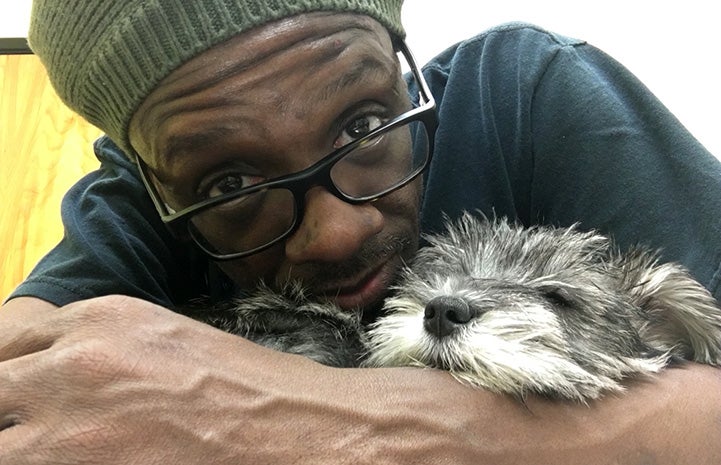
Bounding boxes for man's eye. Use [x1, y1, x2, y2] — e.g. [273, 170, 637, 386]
[334, 115, 384, 148]
[207, 174, 264, 198]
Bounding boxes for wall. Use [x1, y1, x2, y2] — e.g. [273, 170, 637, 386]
[0, 54, 102, 300]
[0, 2, 31, 38]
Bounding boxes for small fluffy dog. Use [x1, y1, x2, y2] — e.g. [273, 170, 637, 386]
[189, 213, 721, 402]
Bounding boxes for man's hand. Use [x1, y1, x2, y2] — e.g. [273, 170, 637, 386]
[2, 295, 327, 464]
[1, 295, 720, 464]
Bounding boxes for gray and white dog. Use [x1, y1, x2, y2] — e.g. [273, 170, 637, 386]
[189, 213, 721, 402]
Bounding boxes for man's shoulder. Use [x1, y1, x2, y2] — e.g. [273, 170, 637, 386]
[413, 22, 589, 113]
[422, 22, 586, 73]
[460, 21, 586, 48]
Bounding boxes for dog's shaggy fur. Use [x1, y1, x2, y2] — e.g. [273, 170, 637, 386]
[187, 213, 721, 402]
[191, 283, 366, 368]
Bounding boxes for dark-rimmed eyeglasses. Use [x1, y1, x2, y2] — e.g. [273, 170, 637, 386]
[135, 39, 437, 260]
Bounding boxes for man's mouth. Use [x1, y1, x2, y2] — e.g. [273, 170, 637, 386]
[317, 260, 396, 312]
[272, 234, 415, 317]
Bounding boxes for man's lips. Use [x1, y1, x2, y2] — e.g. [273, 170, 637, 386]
[318, 262, 393, 311]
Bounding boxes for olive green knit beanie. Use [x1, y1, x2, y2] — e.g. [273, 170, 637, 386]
[28, 0, 405, 155]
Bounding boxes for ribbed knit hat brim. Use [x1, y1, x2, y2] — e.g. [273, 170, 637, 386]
[28, 0, 405, 155]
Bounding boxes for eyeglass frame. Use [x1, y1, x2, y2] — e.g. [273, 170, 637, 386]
[134, 38, 438, 260]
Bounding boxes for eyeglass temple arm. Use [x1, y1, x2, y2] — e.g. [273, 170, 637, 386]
[394, 38, 435, 107]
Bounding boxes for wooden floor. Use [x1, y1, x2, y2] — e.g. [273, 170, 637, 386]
[1, 54, 102, 301]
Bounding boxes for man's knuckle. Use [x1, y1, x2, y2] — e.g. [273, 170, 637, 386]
[54, 340, 139, 383]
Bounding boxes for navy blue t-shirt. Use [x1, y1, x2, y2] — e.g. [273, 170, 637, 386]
[11, 23, 721, 306]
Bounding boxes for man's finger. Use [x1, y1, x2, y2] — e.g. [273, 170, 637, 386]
[0, 352, 53, 444]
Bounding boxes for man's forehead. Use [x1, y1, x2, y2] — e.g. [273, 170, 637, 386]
[156, 59, 398, 164]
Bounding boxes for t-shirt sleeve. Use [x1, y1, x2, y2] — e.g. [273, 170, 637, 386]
[8, 136, 205, 308]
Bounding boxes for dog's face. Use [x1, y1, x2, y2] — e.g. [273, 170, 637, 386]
[363, 214, 671, 400]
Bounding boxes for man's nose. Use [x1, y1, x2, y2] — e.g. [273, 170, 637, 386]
[284, 187, 383, 263]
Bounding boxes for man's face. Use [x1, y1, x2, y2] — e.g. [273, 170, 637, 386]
[129, 13, 423, 318]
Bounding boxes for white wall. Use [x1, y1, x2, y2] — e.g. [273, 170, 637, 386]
[0, 1, 31, 38]
[3, 0, 719, 157]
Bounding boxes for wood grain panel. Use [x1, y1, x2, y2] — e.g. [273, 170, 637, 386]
[1, 54, 102, 301]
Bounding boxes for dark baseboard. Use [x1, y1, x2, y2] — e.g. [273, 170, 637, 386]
[0, 38, 31, 54]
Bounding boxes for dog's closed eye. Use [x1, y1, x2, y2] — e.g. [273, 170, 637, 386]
[538, 285, 577, 310]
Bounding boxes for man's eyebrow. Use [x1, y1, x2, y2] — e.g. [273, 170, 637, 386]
[316, 56, 395, 102]
[160, 126, 234, 163]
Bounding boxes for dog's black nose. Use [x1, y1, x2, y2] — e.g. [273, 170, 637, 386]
[424, 296, 473, 338]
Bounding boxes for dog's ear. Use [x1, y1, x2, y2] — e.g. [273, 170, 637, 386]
[626, 261, 721, 364]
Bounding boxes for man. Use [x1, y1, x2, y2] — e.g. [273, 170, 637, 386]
[2, 1, 720, 463]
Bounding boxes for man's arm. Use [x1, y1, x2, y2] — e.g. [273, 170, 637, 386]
[2, 295, 720, 464]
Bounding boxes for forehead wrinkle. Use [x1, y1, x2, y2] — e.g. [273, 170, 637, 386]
[157, 125, 234, 173]
[156, 53, 395, 163]
[150, 56, 389, 170]
[151, 58, 386, 169]
[146, 94, 260, 169]
[314, 55, 397, 103]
